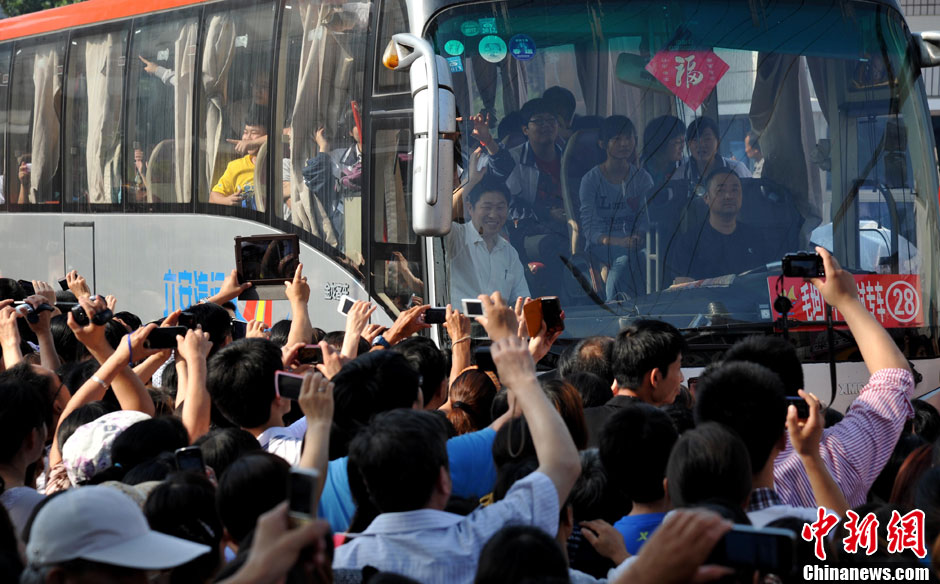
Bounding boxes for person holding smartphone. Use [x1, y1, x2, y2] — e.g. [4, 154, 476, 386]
[449, 174, 530, 308]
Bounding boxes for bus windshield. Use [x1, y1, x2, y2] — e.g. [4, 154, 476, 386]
[427, 0, 940, 358]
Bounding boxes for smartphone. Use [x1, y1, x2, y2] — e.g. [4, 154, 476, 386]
[297, 345, 323, 365]
[57, 277, 69, 291]
[462, 298, 484, 317]
[275, 370, 305, 400]
[786, 396, 811, 419]
[143, 326, 187, 349]
[231, 320, 247, 340]
[71, 305, 113, 327]
[174, 446, 205, 473]
[474, 346, 496, 372]
[523, 298, 543, 338]
[782, 252, 824, 278]
[337, 295, 355, 315]
[706, 525, 795, 574]
[178, 312, 196, 328]
[288, 468, 320, 526]
[540, 296, 564, 333]
[17, 280, 35, 296]
[423, 307, 446, 325]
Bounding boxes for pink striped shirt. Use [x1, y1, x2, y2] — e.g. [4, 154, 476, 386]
[774, 368, 914, 508]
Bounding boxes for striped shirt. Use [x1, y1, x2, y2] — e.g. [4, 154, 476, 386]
[773, 368, 914, 508]
[333, 471, 558, 583]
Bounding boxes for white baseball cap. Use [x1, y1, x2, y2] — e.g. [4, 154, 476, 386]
[26, 486, 211, 570]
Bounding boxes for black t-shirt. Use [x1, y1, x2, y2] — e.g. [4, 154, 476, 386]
[667, 220, 775, 281]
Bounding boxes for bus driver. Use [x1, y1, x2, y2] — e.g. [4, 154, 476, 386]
[209, 106, 268, 208]
[448, 166, 530, 307]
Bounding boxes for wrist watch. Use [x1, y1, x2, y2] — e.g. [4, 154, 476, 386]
[371, 335, 391, 349]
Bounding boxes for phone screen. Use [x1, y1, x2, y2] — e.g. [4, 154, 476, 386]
[338, 296, 355, 315]
[786, 396, 811, 419]
[297, 345, 323, 364]
[276, 371, 305, 400]
[235, 235, 300, 284]
[144, 326, 187, 349]
[288, 469, 319, 519]
[175, 447, 205, 473]
[424, 308, 446, 324]
[463, 299, 484, 317]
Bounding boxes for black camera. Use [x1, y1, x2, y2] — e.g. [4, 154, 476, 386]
[70, 304, 113, 327]
[781, 252, 824, 278]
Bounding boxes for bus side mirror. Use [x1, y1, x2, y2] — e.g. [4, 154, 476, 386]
[913, 32, 940, 68]
[388, 34, 455, 236]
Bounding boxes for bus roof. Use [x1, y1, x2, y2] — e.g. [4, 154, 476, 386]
[0, 0, 208, 42]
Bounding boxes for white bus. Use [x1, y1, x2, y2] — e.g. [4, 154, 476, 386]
[1, 0, 938, 407]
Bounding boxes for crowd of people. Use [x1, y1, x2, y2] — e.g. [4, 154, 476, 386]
[0, 244, 936, 583]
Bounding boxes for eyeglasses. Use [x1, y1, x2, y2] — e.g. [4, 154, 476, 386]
[528, 116, 557, 127]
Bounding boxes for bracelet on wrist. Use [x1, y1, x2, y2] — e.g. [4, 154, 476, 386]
[91, 375, 109, 389]
[452, 335, 471, 345]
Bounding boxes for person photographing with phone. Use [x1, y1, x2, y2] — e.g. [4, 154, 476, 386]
[449, 171, 530, 308]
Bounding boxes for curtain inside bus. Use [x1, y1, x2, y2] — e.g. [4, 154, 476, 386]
[202, 15, 235, 195]
[30, 47, 60, 204]
[174, 22, 198, 204]
[83, 33, 123, 204]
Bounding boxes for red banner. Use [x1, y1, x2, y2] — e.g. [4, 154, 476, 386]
[767, 275, 923, 329]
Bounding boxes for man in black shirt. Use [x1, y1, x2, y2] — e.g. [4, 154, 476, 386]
[667, 169, 774, 283]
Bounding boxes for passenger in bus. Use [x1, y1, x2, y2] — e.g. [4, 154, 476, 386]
[640, 115, 686, 189]
[578, 115, 654, 300]
[674, 117, 750, 186]
[665, 169, 774, 283]
[228, 71, 271, 153]
[449, 168, 530, 308]
[543, 86, 577, 142]
[488, 98, 570, 292]
[302, 109, 363, 244]
[745, 130, 764, 178]
[139, 55, 177, 87]
[208, 106, 267, 207]
[15, 154, 31, 206]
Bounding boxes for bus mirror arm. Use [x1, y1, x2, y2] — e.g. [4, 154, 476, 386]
[913, 32, 940, 68]
[391, 33, 456, 236]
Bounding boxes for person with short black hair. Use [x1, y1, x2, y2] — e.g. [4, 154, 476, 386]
[675, 117, 750, 185]
[216, 451, 290, 549]
[194, 427, 261, 478]
[599, 402, 678, 555]
[666, 421, 753, 509]
[474, 524, 570, 584]
[583, 320, 685, 446]
[665, 169, 774, 282]
[448, 173, 530, 306]
[392, 337, 449, 410]
[558, 336, 614, 386]
[207, 338, 307, 464]
[641, 115, 687, 189]
[209, 105, 269, 207]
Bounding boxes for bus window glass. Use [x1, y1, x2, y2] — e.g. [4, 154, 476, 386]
[427, 0, 939, 355]
[200, 2, 276, 212]
[276, 0, 371, 270]
[372, 127, 422, 314]
[127, 13, 199, 206]
[8, 36, 66, 206]
[64, 27, 129, 207]
[375, 0, 409, 94]
[0, 45, 11, 208]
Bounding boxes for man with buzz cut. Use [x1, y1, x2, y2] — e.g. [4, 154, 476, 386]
[582, 319, 686, 447]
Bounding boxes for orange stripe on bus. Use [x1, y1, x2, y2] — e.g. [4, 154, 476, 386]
[0, 0, 209, 43]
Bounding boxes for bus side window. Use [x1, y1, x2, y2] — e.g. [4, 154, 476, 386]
[126, 12, 199, 206]
[0, 44, 10, 209]
[199, 2, 277, 212]
[275, 0, 371, 269]
[64, 26, 129, 207]
[7, 35, 66, 206]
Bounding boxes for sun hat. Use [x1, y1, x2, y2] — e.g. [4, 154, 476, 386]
[61, 410, 150, 485]
[26, 485, 210, 569]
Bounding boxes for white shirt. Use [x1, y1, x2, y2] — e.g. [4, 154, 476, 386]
[333, 470, 558, 584]
[747, 504, 826, 528]
[256, 417, 307, 465]
[446, 220, 530, 307]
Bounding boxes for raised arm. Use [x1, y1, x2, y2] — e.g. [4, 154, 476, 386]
[23, 294, 61, 372]
[489, 300, 580, 505]
[285, 263, 314, 346]
[0, 303, 23, 369]
[341, 300, 376, 359]
[443, 305, 471, 381]
[177, 327, 214, 442]
[206, 269, 252, 305]
[811, 246, 908, 374]
[298, 372, 334, 505]
[453, 147, 488, 221]
[787, 389, 849, 515]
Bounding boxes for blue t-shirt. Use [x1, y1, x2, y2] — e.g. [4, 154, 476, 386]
[318, 428, 498, 533]
[613, 512, 668, 555]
